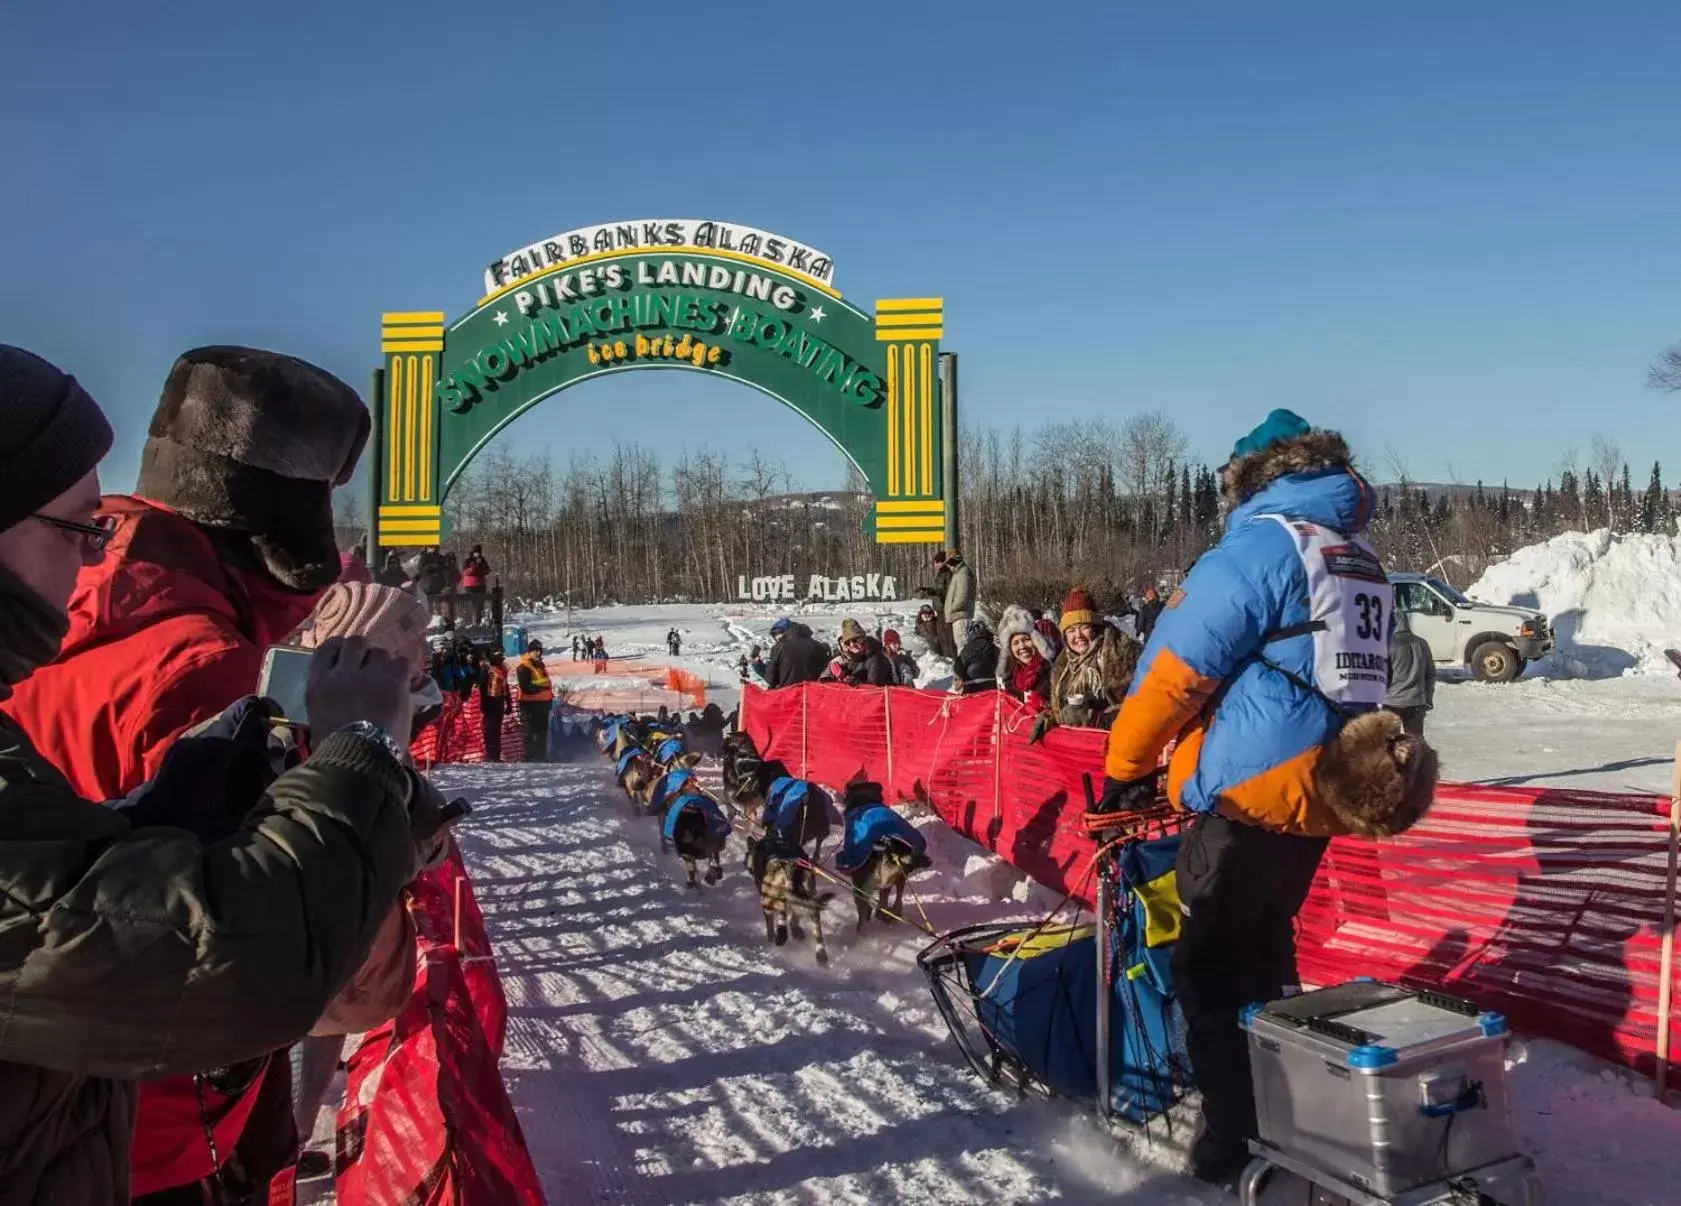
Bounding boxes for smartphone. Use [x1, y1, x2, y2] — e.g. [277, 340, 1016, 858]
[257, 645, 316, 725]
[440, 798, 472, 825]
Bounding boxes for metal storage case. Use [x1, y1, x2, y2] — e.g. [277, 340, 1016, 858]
[1240, 981, 1525, 1199]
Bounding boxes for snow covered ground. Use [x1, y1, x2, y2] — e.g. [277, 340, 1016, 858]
[440, 759, 1681, 1205]
[1430, 674, 1680, 794]
[521, 599, 956, 717]
[469, 527, 1681, 1202]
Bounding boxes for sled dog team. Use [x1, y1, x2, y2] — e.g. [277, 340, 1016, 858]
[595, 715, 931, 965]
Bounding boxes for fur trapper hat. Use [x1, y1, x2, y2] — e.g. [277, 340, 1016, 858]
[995, 603, 1055, 677]
[135, 346, 370, 593]
[1316, 709, 1439, 837]
[1221, 415, 1355, 510]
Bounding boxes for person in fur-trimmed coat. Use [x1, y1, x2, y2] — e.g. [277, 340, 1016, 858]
[995, 604, 1055, 710]
[1044, 586, 1143, 732]
[1091, 409, 1437, 1188]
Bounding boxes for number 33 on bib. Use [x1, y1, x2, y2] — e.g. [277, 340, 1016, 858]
[1262, 516, 1392, 707]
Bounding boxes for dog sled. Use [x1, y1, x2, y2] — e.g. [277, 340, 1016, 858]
[918, 810, 1191, 1130]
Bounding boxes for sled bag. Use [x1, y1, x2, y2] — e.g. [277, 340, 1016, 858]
[962, 923, 1181, 1124]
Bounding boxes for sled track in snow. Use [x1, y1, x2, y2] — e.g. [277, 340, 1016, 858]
[435, 761, 1211, 1206]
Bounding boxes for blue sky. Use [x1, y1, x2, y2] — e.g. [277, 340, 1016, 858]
[3, 1, 1678, 497]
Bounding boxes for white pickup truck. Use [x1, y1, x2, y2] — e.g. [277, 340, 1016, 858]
[1389, 572, 1554, 682]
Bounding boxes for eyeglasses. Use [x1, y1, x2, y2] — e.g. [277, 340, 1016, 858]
[32, 513, 116, 552]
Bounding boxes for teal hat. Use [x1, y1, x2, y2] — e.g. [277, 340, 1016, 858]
[1231, 409, 1311, 461]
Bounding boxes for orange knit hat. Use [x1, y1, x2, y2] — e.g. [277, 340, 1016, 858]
[1059, 586, 1098, 633]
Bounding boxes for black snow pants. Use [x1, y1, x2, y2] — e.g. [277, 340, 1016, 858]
[1386, 705, 1427, 738]
[519, 701, 550, 763]
[1172, 813, 1328, 1160]
[481, 699, 506, 762]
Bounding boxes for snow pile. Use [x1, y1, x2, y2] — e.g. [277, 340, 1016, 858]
[1469, 528, 1681, 677]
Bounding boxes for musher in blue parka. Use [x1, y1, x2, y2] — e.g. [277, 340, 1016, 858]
[1089, 409, 1436, 1187]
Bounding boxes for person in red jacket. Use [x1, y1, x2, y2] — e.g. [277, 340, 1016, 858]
[3, 345, 371, 1204]
[459, 544, 491, 625]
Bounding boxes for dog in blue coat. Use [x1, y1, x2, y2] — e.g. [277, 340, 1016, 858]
[661, 786, 731, 889]
[743, 757, 835, 964]
[834, 779, 931, 932]
[614, 746, 660, 806]
[719, 729, 763, 824]
[645, 763, 697, 851]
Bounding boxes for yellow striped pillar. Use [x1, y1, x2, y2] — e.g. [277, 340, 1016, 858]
[378, 312, 445, 547]
[873, 298, 944, 544]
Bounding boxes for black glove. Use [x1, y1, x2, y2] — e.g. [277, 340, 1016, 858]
[405, 771, 455, 874]
[1028, 713, 1055, 745]
[1084, 774, 1159, 836]
[114, 696, 287, 839]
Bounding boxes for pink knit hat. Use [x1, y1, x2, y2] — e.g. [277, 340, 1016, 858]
[294, 582, 429, 669]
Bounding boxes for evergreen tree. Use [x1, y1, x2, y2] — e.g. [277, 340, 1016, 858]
[1559, 471, 1582, 528]
[1192, 466, 1219, 531]
[1584, 470, 1605, 530]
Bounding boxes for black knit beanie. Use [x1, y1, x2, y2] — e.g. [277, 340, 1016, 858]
[0, 345, 114, 534]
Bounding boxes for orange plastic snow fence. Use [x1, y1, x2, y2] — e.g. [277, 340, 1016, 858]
[664, 666, 707, 709]
[742, 682, 1681, 1079]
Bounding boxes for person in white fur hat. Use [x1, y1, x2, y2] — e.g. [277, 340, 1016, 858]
[995, 604, 1056, 709]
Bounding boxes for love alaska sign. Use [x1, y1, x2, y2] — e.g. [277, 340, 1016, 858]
[737, 574, 900, 603]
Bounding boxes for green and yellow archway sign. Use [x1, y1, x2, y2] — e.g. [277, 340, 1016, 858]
[371, 218, 955, 554]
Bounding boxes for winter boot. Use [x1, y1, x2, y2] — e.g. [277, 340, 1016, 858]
[1187, 1123, 1252, 1191]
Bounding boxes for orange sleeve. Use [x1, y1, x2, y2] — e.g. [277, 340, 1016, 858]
[1103, 646, 1220, 781]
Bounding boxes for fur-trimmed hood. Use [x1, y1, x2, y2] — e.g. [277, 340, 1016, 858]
[1223, 429, 1351, 505]
[995, 604, 1056, 679]
[1223, 430, 1373, 535]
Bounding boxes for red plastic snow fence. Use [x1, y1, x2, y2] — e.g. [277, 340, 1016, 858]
[333, 845, 542, 1204]
[741, 682, 1681, 1079]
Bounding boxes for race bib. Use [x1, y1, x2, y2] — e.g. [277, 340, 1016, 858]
[1260, 515, 1391, 706]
